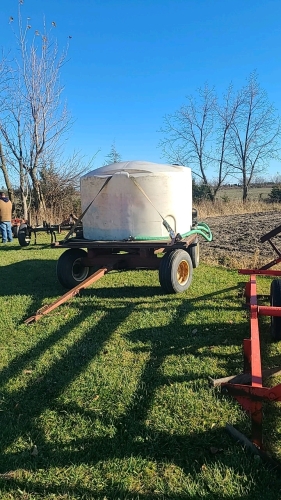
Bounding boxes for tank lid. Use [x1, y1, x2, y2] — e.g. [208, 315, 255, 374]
[81, 161, 190, 178]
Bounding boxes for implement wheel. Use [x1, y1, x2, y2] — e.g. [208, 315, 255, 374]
[188, 238, 199, 268]
[159, 249, 193, 294]
[12, 225, 19, 238]
[56, 248, 90, 289]
[270, 279, 281, 341]
[18, 223, 31, 247]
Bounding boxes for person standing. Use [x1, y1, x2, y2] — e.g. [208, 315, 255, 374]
[0, 191, 13, 243]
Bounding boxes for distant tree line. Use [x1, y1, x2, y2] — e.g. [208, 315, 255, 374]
[192, 179, 281, 204]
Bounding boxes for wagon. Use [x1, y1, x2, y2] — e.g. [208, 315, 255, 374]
[24, 219, 212, 325]
[24, 161, 213, 322]
[52, 219, 212, 294]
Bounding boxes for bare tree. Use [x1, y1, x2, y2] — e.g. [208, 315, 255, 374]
[160, 75, 281, 202]
[39, 151, 98, 222]
[0, 52, 15, 204]
[227, 73, 281, 201]
[159, 85, 219, 200]
[0, 6, 71, 219]
[271, 172, 281, 184]
[212, 85, 241, 198]
[0, 92, 31, 218]
[0, 142, 14, 204]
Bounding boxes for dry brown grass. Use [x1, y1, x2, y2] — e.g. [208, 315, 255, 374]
[201, 248, 265, 270]
[195, 199, 281, 218]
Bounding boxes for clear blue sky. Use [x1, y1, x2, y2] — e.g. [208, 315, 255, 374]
[0, 0, 281, 176]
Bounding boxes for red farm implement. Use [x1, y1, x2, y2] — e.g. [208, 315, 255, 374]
[212, 223, 281, 459]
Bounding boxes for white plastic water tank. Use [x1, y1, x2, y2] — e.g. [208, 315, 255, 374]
[80, 161, 192, 241]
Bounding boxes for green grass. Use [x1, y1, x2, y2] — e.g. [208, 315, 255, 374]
[218, 186, 272, 201]
[1, 236, 281, 499]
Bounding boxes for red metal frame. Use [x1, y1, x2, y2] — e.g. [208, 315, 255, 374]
[222, 270, 281, 448]
[12, 217, 26, 226]
[219, 223, 281, 449]
[259, 223, 281, 270]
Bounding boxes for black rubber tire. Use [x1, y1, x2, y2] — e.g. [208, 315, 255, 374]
[56, 248, 90, 289]
[159, 249, 193, 294]
[270, 279, 281, 341]
[188, 239, 199, 268]
[18, 223, 31, 247]
[12, 225, 19, 238]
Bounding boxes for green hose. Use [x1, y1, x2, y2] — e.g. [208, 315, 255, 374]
[132, 235, 173, 241]
[133, 222, 213, 242]
[180, 222, 213, 242]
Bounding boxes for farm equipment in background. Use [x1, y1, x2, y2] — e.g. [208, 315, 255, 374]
[11, 218, 26, 238]
[14, 215, 83, 247]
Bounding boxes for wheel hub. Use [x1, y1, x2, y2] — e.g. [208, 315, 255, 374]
[72, 259, 88, 281]
[177, 260, 189, 285]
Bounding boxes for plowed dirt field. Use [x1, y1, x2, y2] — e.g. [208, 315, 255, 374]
[200, 210, 281, 267]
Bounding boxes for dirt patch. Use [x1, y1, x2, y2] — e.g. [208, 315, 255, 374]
[200, 210, 281, 267]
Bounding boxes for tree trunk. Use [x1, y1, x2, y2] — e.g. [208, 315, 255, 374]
[242, 187, 248, 202]
[242, 178, 248, 202]
[0, 142, 14, 204]
[19, 163, 28, 220]
[29, 167, 46, 222]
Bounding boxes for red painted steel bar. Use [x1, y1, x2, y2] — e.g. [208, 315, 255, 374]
[239, 269, 281, 276]
[249, 275, 263, 445]
[24, 267, 110, 324]
[257, 305, 281, 317]
[249, 276, 262, 387]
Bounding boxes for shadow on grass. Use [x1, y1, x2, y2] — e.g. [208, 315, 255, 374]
[0, 258, 57, 295]
[0, 241, 53, 252]
[0, 476, 270, 500]
[0, 258, 61, 321]
[1, 255, 245, 318]
[85, 280, 242, 300]
[0, 272, 280, 498]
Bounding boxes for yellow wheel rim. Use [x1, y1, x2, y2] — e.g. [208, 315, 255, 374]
[177, 259, 190, 285]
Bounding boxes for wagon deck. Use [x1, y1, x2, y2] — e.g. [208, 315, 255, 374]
[51, 233, 197, 249]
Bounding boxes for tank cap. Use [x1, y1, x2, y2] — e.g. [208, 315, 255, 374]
[113, 170, 130, 178]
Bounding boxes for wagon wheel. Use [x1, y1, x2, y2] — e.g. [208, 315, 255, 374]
[18, 223, 31, 247]
[159, 249, 193, 294]
[188, 238, 199, 268]
[270, 279, 281, 341]
[56, 248, 91, 289]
